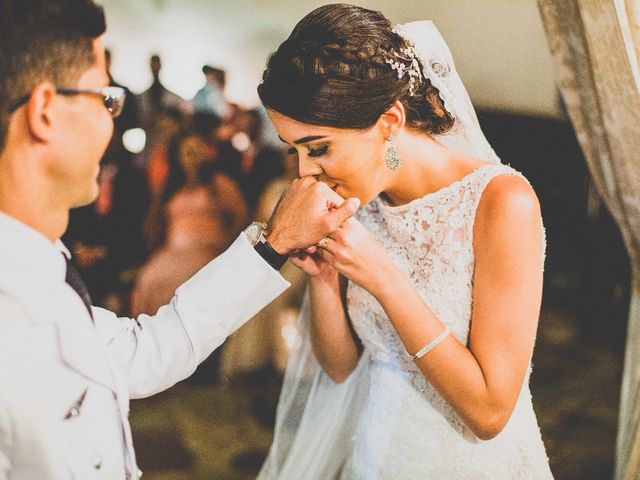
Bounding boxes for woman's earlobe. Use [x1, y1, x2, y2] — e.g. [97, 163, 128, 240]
[379, 100, 406, 136]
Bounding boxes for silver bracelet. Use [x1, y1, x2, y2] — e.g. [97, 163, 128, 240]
[411, 327, 450, 360]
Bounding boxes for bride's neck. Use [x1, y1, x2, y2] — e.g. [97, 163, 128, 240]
[381, 132, 457, 206]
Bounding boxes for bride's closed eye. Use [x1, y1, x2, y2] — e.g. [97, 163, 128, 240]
[287, 145, 329, 158]
[308, 145, 329, 158]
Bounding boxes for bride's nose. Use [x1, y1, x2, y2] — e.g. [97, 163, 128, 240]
[298, 155, 323, 178]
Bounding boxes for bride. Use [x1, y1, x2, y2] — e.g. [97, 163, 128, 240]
[256, 4, 553, 479]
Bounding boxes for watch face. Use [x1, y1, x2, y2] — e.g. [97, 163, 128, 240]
[245, 222, 265, 246]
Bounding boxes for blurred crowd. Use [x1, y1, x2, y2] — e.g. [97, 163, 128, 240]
[63, 51, 305, 380]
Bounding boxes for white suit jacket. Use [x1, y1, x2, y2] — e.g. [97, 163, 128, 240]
[0, 213, 289, 479]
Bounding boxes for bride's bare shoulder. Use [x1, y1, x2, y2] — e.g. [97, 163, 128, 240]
[473, 172, 542, 250]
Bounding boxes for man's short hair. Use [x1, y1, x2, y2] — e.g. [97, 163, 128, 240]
[0, 0, 107, 153]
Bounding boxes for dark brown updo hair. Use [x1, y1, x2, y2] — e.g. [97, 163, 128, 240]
[258, 3, 454, 135]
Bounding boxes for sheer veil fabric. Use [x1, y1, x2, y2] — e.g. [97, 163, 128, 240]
[258, 21, 551, 480]
[392, 22, 501, 165]
[257, 293, 370, 479]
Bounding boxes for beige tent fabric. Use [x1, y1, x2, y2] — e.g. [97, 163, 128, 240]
[537, 1, 640, 478]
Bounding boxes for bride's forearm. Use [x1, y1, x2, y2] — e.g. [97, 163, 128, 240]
[308, 274, 362, 383]
[374, 267, 520, 440]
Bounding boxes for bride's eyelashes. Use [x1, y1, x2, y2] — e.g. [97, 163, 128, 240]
[287, 145, 329, 158]
[308, 145, 329, 158]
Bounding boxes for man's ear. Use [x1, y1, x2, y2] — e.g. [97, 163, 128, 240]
[378, 100, 406, 138]
[26, 82, 58, 143]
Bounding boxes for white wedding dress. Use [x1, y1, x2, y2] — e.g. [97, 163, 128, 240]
[259, 163, 554, 479]
[339, 163, 553, 479]
[258, 20, 554, 480]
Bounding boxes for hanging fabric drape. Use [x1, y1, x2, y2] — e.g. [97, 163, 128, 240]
[537, 1, 640, 478]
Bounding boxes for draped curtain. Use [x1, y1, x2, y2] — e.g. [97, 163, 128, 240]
[537, 1, 640, 478]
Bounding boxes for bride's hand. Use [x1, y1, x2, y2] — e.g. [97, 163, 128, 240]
[289, 250, 337, 280]
[317, 218, 394, 296]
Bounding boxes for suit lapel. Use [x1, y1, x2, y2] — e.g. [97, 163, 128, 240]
[0, 266, 118, 392]
[56, 321, 117, 393]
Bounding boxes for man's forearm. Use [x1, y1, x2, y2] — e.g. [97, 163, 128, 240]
[97, 233, 290, 398]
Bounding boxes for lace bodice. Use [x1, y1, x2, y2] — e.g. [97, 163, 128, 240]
[346, 163, 547, 438]
[348, 163, 542, 360]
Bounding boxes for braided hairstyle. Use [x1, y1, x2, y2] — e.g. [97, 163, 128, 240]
[258, 3, 454, 135]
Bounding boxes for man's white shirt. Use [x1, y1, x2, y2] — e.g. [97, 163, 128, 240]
[0, 212, 289, 479]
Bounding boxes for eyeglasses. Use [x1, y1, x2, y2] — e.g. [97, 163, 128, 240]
[8, 86, 127, 118]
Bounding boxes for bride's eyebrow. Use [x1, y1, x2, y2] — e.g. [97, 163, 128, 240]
[278, 135, 328, 145]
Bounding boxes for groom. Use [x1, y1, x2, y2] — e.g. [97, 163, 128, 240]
[0, 1, 358, 479]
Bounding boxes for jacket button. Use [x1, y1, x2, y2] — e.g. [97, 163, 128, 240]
[92, 455, 102, 470]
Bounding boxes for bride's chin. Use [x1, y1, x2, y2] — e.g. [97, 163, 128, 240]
[332, 185, 370, 206]
[345, 191, 371, 207]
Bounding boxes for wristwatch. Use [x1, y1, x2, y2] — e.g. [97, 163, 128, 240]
[244, 222, 288, 271]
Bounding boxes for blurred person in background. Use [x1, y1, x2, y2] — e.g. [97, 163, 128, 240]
[132, 128, 248, 317]
[216, 107, 285, 211]
[145, 106, 185, 200]
[143, 109, 229, 241]
[138, 54, 184, 168]
[192, 65, 231, 121]
[138, 54, 183, 124]
[222, 148, 306, 377]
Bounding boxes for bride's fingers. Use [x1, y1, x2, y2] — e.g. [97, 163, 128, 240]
[317, 244, 336, 263]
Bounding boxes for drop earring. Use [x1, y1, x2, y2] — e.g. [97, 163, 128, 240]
[384, 135, 402, 171]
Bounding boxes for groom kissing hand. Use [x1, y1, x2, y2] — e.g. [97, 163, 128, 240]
[267, 176, 361, 255]
[0, 1, 357, 479]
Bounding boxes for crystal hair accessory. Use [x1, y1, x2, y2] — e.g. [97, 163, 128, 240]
[392, 21, 502, 165]
[385, 43, 424, 95]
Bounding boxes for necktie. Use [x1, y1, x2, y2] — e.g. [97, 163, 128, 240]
[64, 256, 94, 321]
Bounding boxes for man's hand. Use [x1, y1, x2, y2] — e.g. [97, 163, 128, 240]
[266, 176, 360, 254]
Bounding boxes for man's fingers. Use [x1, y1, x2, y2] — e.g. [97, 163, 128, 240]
[318, 237, 333, 252]
[325, 197, 360, 230]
